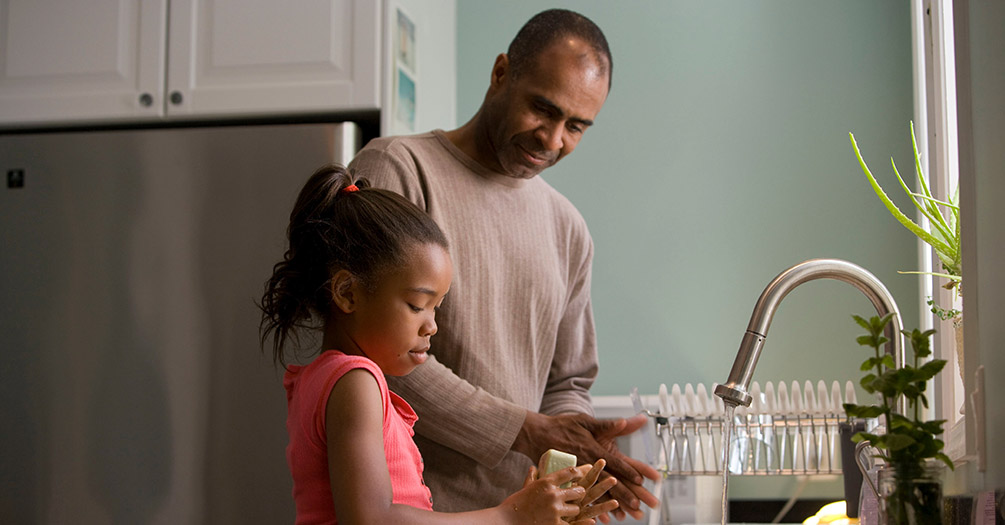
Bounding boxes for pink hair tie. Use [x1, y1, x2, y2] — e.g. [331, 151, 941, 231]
[342, 184, 359, 194]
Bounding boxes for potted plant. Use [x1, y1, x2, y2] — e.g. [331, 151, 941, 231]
[844, 313, 953, 525]
[849, 122, 963, 379]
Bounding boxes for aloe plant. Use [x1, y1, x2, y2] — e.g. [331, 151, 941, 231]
[849, 122, 961, 292]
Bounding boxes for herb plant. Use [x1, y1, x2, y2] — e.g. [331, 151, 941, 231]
[844, 313, 952, 525]
[843, 313, 953, 470]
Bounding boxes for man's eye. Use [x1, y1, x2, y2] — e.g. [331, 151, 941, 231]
[408, 304, 422, 313]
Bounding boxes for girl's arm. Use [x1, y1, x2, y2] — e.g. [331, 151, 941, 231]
[326, 369, 589, 525]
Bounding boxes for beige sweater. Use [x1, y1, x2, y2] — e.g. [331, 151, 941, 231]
[348, 130, 599, 512]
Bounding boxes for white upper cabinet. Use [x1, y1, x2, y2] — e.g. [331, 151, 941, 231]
[0, 0, 168, 125]
[0, 0, 383, 128]
[166, 0, 378, 119]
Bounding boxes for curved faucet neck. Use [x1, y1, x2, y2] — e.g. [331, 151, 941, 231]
[715, 259, 905, 411]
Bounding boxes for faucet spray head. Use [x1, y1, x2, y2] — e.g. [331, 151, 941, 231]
[714, 383, 752, 408]
[714, 330, 766, 408]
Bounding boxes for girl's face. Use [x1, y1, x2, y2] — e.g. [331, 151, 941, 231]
[347, 242, 452, 376]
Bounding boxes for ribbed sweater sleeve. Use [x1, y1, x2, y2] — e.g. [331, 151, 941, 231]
[541, 226, 598, 417]
[386, 355, 527, 468]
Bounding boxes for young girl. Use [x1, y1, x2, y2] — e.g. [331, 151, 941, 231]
[260, 165, 618, 524]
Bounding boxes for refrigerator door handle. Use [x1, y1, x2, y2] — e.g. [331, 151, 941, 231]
[333, 122, 361, 167]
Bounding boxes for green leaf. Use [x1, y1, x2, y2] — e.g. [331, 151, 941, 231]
[852, 432, 882, 445]
[936, 453, 955, 470]
[918, 436, 937, 450]
[902, 270, 962, 283]
[853, 314, 872, 331]
[921, 420, 947, 434]
[885, 433, 916, 451]
[874, 370, 905, 397]
[905, 327, 937, 360]
[846, 405, 885, 418]
[919, 359, 947, 379]
[889, 415, 914, 431]
[860, 373, 878, 393]
[912, 193, 958, 212]
[894, 142, 957, 255]
[877, 312, 896, 329]
[889, 412, 913, 423]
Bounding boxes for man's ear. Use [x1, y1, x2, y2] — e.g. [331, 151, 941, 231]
[489, 53, 509, 90]
[331, 269, 359, 314]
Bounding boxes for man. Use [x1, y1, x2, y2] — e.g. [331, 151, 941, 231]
[349, 9, 659, 520]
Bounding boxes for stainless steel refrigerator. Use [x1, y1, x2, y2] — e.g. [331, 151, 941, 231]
[1, 122, 361, 524]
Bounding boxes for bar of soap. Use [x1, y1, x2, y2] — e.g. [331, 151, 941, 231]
[538, 449, 577, 488]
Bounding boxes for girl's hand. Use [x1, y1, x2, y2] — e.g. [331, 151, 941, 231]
[499, 466, 585, 525]
[569, 459, 619, 525]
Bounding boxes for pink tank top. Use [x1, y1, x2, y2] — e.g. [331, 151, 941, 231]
[284, 351, 433, 524]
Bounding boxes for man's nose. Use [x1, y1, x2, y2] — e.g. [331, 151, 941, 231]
[535, 121, 564, 152]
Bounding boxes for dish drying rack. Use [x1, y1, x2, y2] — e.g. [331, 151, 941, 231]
[631, 380, 873, 477]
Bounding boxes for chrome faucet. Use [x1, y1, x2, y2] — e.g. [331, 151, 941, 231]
[714, 258, 905, 409]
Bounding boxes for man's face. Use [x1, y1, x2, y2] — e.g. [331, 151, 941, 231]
[483, 38, 609, 179]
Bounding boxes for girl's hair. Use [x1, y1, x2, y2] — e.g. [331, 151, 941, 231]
[260, 164, 448, 367]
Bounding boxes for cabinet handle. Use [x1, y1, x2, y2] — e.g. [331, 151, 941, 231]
[138, 93, 154, 107]
[169, 91, 184, 105]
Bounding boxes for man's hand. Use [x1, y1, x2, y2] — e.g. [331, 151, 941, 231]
[513, 412, 660, 520]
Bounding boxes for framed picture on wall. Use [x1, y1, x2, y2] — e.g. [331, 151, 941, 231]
[393, 6, 417, 134]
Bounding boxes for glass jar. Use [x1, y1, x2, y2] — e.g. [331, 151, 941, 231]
[877, 464, 944, 525]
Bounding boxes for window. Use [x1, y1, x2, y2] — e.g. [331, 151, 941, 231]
[912, 0, 966, 460]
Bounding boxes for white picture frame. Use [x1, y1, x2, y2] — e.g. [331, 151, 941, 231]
[392, 6, 417, 134]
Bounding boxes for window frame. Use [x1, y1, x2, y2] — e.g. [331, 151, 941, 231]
[912, 0, 971, 463]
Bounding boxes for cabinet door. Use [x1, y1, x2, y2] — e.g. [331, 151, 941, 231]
[166, 0, 379, 118]
[0, 0, 167, 127]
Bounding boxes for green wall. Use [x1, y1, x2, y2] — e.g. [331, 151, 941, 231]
[457, 0, 920, 499]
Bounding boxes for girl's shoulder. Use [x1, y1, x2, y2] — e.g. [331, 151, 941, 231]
[310, 351, 384, 387]
[311, 350, 378, 374]
[285, 351, 387, 401]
